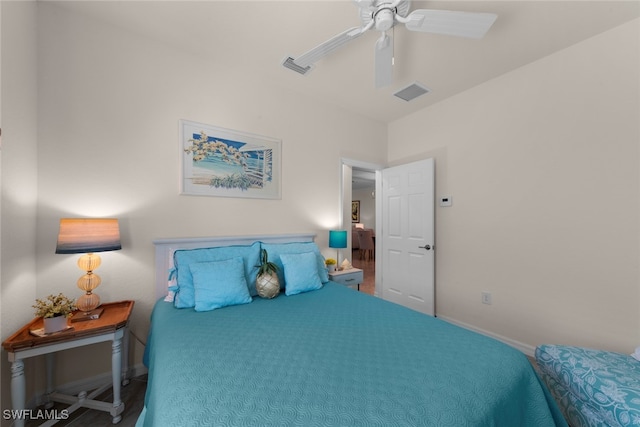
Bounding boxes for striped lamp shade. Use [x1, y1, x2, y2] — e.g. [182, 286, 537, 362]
[55, 218, 121, 254]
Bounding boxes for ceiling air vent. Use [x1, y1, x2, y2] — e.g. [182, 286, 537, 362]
[282, 57, 312, 75]
[393, 82, 431, 102]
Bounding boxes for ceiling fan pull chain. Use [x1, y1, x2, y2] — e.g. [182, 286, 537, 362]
[392, 25, 395, 65]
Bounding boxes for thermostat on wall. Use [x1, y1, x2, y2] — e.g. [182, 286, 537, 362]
[440, 196, 452, 207]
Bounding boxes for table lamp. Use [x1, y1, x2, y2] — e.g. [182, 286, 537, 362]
[55, 218, 121, 317]
[328, 230, 347, 264]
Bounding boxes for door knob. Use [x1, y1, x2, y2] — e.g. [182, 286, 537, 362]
[419, 244, 432, 250]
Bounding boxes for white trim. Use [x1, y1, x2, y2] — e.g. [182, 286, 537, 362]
[339, 158, 384, 231]
[340, 157, 384, 171]
[340, 158, 384, 296]
[437, 315, 536, 357]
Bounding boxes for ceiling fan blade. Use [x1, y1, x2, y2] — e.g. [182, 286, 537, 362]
[374, 33, 393, 88]
[293, 27, 365, 68]
[403, 9, 497, 39]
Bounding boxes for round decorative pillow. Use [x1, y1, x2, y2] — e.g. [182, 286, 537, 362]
[256, 273, 280, 299]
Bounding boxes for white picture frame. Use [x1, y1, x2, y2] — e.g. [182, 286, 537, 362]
[180, 120, 281, 199]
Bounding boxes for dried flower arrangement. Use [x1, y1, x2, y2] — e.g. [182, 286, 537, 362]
[33, 293, 76, 318]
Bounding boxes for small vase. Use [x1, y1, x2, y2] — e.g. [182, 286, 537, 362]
[43, 315, 68, 334]
[327, 265, 336, 272]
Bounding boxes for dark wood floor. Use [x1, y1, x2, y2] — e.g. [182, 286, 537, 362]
[25, 374, 147, 427]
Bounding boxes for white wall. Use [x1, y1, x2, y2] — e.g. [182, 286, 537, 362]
[388, 19, 640, 354]
[0, 1, 39, 420]
[1, 1, 387, 411]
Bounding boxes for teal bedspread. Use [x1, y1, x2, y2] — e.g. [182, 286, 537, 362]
[136, 283, 566, 426]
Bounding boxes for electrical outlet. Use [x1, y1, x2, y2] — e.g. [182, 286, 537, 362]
[481, 292, 492, 305]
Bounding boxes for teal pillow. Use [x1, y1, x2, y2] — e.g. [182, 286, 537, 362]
[190, 257, 252, 312]
[173, 242, 260, 308]
[280, 252, 323, 296]
[260, 242, 329, 288]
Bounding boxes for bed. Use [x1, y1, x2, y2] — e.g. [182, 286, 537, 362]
[136, 234, 566, 426]
[535, 344, 640, 426]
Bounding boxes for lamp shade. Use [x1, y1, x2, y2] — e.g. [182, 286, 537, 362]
[55, 218, 121, 254]
[328, 230, 347, 249]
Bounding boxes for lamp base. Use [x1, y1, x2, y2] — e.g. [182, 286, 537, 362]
[76, 292, 100, 312]
[70, 307, 104, 323]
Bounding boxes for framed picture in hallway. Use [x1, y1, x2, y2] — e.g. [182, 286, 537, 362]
[180, 120, 281, 199]
[352, 200, 360, 223]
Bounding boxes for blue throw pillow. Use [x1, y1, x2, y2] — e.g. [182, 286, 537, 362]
[190, 257, 252, 312]
[261, 242, 329, 288]
[280, 252, 323, 296]
[173, 242, 260, 308]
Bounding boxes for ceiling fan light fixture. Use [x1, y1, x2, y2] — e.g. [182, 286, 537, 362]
[393, 82, 431, 101]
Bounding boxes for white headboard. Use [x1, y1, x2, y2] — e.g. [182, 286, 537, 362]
[153, 233, 316, 300]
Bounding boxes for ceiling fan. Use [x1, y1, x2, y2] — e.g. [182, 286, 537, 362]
[283, 0, 497, 88]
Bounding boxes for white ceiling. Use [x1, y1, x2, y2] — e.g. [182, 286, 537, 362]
[48, 0, 639, 124]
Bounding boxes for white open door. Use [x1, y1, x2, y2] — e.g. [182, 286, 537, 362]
[381, 158, 435, 315]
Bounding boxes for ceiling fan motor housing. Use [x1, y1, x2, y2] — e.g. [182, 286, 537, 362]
[360, 0, 412, 31]
[375, 8, 395, 31]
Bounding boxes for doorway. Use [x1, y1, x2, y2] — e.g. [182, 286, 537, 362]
[340, 159, 383, 296]
[351, 167, 376, 295]
[341, 157, 435, 316]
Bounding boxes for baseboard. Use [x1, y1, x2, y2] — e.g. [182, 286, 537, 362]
[31, 363, 148, 408]
[437, 315, 536, 358]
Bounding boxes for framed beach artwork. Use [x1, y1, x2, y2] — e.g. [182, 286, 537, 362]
[180, 120, 281, 199]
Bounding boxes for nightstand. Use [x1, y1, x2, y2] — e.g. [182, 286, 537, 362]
[328, 268, 364, 290]
[2, 300, 134, 427]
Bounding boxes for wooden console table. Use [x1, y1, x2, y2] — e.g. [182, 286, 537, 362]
[2, 300, 134, 426]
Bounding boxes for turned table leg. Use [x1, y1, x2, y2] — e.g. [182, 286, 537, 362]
[111, 337, 124, 424]
[121, 327, 130, 386]
[10, 359, 26, 427]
